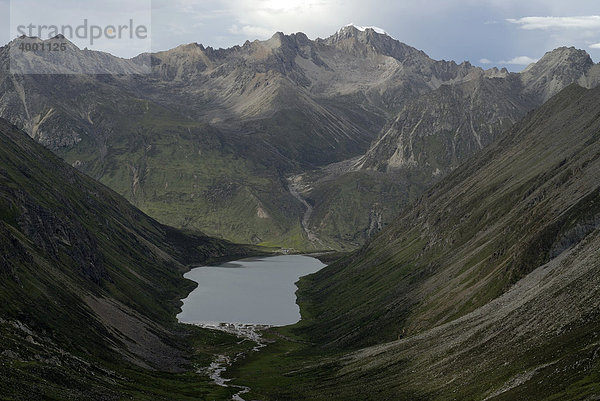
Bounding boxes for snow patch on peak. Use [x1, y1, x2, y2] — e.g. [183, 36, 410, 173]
[342, 23, 387, 35]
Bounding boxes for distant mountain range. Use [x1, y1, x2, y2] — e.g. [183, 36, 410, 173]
[1, 27, 599, 249]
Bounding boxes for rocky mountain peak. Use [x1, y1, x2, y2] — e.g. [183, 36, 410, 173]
[270, 31, 285, 43]
[4, 35, 149, 75]
[338, 24, 388, 36]
[535, 46, 593, 66]
[521, 46, 595, 101]
[264, 31, 313, 50]
[322, 24, 430, 66]
[326, 23, 393, 46]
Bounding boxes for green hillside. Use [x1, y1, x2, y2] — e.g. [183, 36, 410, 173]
[0, 118, 258, 399]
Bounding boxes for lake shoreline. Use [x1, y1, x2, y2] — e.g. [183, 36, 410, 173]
[178, 255, 326, 326]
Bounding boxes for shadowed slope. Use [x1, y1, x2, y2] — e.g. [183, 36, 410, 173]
[0, 118, 254, 399]
[298, 84, 600, 348]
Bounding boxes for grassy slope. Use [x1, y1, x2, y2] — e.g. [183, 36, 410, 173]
[228, 84, 600, 399]
[303, 169, 428, 249]
[233, 232, 600, 400]
[50, 95, 309, 249]
[0, 119, 258, 399]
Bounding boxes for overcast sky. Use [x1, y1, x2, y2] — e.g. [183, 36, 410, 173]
[1, 0, 599, 71]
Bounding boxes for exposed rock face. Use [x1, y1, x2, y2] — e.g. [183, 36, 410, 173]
[354, 74, 533, 174]
[521, 47, 595, 102]
[355, 46, 599, 176]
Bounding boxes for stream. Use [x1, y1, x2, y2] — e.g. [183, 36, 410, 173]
[195, 322, 270, 401]
[287, 178, 324, 246]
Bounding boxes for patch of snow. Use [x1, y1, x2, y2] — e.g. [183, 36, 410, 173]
[343, 23, 387, 35]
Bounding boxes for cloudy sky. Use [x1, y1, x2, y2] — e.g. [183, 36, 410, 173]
[1, 0, 599, 70]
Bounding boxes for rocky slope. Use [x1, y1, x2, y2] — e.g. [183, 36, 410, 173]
[0, 118, 255, 399]
[232, 83, 600, 400]
[300, 46, 600, 247]
[355, 46, 599, 175]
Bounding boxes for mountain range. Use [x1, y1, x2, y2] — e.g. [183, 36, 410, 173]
[2, 27, 599, 250]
